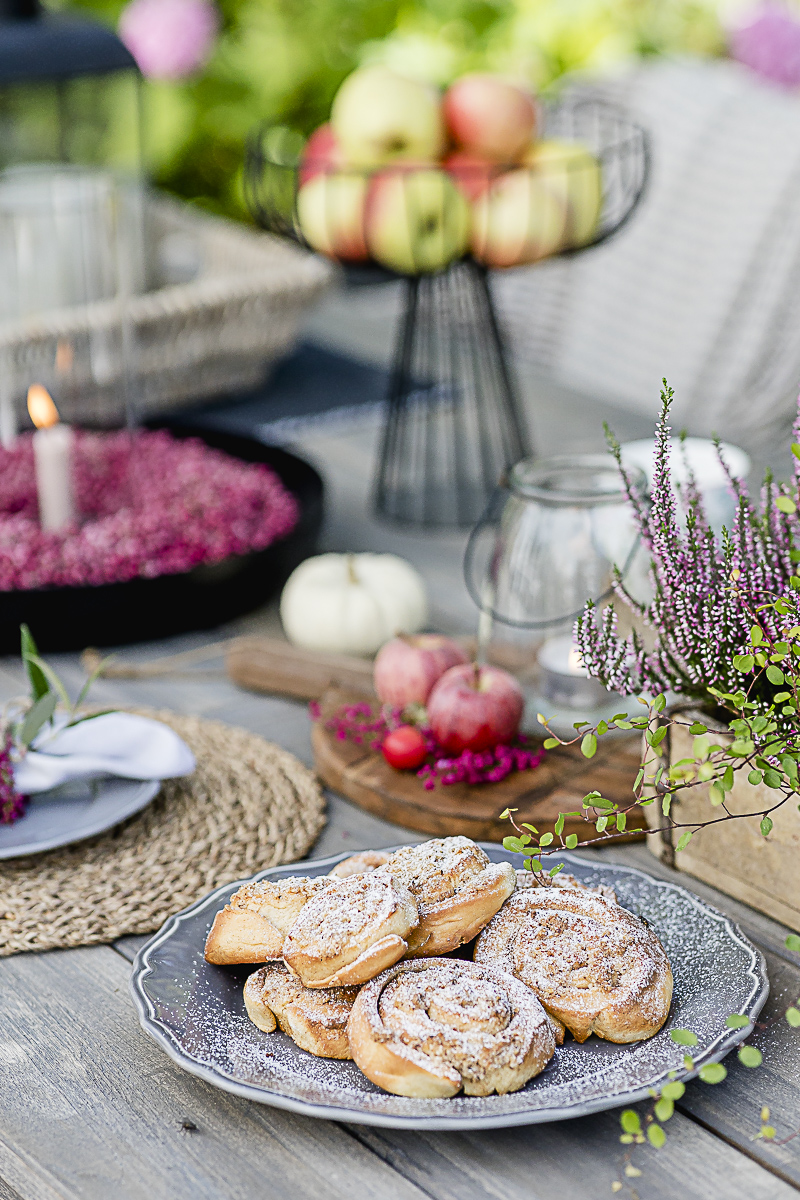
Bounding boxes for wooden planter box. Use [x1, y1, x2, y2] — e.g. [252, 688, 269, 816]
[644, 709, 800, 931]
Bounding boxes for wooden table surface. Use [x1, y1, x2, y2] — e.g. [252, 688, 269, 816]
[1, 292, 798, 1200]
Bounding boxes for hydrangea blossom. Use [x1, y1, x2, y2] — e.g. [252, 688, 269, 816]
[576, 383, 798, 704]
[0, 430, 298, 591]
[729, 4, 800, 89]
[119, 0, 218, 80]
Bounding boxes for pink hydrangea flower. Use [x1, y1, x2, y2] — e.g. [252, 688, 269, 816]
[119, 0, 219, 81]
[0, 430, 298, 591]
[729, 3, 800, 89]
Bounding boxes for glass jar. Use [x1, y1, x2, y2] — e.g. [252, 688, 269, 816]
[464, 453, 647, 725]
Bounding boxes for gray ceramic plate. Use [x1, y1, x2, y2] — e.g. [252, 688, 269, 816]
[129, 846, 769, 1130]
[0, 777, 160, 859]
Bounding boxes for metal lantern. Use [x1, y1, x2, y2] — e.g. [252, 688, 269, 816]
[0, 0, 145, 436]
[0, 0, 141, 173]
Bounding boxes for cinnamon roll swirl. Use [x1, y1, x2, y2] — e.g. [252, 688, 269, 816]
[377, 836, 516, 955]
[514, 869, 618, 904]
[474, 888, 673, 1044]
[283, 872, 419, 988]
[204, 876, 332, 965]
[328, 850, 392, 878]
[347, 958, 556, 1097]
[244, 963, 359, 1059]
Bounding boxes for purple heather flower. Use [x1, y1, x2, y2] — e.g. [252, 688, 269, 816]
[729, 4, 800, 89]
[0, 732, 25, 825]
[577, 386, 800, 705]
[317, 701, 546, 788]
[120, 0, 219, 81]
[0, 430, 298, 591]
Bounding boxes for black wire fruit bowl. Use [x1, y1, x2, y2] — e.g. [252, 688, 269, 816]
[245, 95, 648, 528]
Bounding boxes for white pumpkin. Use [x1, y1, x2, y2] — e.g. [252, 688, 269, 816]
[280, 552, 429, 655]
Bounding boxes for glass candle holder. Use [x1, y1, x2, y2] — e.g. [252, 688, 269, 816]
[464, 453, 647, 727]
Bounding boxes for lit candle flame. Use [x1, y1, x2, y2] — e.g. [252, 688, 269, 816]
[27, 385, 60, 430]
[567, 644, 588, 675]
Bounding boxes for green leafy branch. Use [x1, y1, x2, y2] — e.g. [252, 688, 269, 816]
[8, 625, 115, 751]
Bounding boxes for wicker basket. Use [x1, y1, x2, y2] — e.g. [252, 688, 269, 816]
[0, 192, 334, 427]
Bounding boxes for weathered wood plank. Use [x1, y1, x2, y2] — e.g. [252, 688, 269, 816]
[0, 946, 428, 1200]
[0, 1138, 67, 1200]
[349, 1106, 799, 1200]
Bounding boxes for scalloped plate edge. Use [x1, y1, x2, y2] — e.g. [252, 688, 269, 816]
[129, 847, 770, 1130]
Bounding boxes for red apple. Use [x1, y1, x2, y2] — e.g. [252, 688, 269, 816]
[331, 65, 445, 166]
[427, 663, 524, 753]
[443, 149, 496, 202]
[296, 170, 369, 262]
[471, 168, 567, 267]
[365, 166, 470, 274]
[382, 725, 428, 770]
[373, 634, 469, 707]
[443, 74, 537, 164]
[299, 122, 344, 186]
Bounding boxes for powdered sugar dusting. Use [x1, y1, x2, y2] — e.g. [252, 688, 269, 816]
[378, 837, 492, 910]
[135, 849, 768, 1122]
[475, 889, 672, 1039]
[284, 873, 416, 960]
[371, 959, 552, 1086]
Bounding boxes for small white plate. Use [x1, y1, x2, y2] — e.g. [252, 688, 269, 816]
[0, 776, 160, 859]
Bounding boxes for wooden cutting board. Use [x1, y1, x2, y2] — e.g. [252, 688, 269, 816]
[311, 687, 648, 843]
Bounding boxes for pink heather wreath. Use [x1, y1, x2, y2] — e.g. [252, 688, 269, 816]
[0, 429, 299, 591]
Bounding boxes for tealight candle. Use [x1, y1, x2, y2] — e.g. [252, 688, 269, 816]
[27, 385, 75, 532]
[538, 635, 610, 709]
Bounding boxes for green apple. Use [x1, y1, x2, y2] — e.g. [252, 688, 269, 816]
[366, 167, 470, 275]
[471, 168, 567, 268]
[523, 139, 602, 248]
[331, 66, 445, 167]
[297, 172, 369, 262]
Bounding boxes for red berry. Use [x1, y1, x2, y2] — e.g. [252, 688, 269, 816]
[381, 725, 427, 770]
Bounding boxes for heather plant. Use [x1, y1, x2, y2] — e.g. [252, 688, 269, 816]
[500, 381, 800, 1161]
[576, 380, 799, 711]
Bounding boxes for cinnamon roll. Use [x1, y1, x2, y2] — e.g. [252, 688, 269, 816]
[377, 836, 516, 955]
[328, 850, 392, 878]
[347, 958, 556, 1098]
[244, 963, 359, 1059]
[514, 869, 618, 904]
[474, 888, 673, 1044]
[204, 876, 332, 965]
[283, 872, 419, 988]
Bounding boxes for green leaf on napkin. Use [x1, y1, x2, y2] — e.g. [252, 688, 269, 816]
[19, 691, 57, 748]
[20, 624, 48, 702]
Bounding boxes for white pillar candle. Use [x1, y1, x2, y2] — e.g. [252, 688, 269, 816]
[538, 635, 609, 709]
[27, 385, 75, 532]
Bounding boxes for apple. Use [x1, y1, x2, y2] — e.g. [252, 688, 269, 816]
[382, 725, 428, 770]
[443, 149, 496, 202]
[523, 139, 602, 248]
[427, 663, 524, 753]
[296, 171, 369, 262]
[299, 122, 344, 186]
[471, 168, 567, 267]
[331, 65, 445, 166]
[443, 74, 537, 163]
[374, 634, 470, 707]
[366, 166, 470, 274]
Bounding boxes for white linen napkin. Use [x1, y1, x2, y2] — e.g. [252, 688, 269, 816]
[13, 712, 196, 794]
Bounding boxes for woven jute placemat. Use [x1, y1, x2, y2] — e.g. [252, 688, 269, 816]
[0, 711, 326, 957]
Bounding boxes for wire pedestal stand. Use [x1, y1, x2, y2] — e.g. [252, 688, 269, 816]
[245, 95, 648, 529]
[374, 258, 527, 527]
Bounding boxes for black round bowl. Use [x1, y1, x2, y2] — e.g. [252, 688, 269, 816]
[0, 422, 324, 653]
